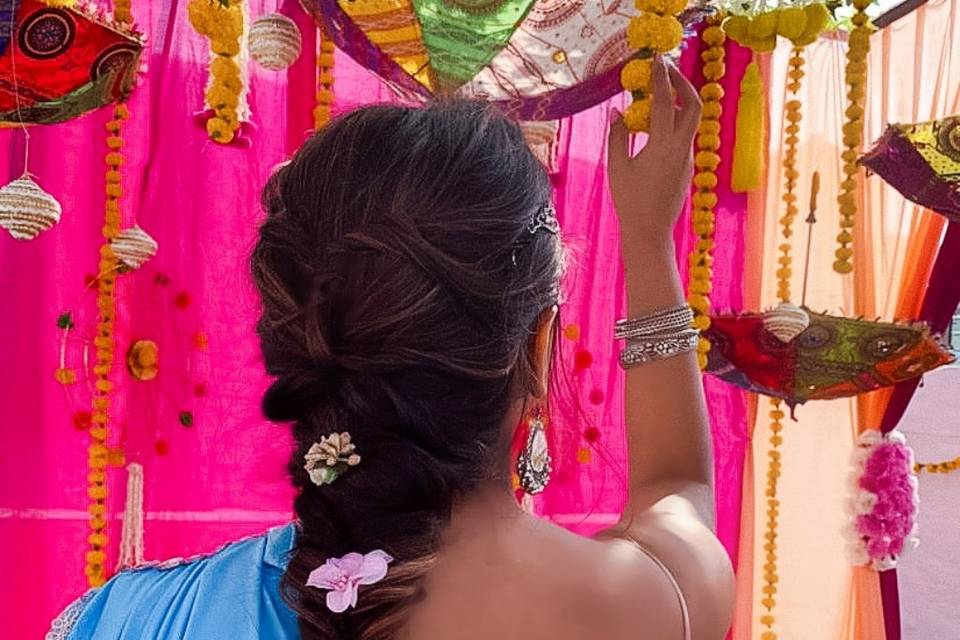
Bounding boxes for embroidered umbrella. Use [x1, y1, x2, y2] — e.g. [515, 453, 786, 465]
[300, 0, 711, 121]
[0, 0, 143, 126]
[860, 115, 960, 222]
[704, 308, 954, 408]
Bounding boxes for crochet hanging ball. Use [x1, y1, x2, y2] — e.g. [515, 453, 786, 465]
[113, 225, 158, 272]
[0, 175, 62, 241]
[762, 302, 810, 343]
[248, 13, 302, 71]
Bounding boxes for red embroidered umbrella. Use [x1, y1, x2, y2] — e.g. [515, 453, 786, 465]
[705, 307, 954, 408]
[0, 0, 143, 126]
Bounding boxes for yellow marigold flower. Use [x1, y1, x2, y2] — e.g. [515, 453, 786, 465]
[635, 0, 686, 14]
[695, 151, 721, 170]
[693, 192, 718, 209]
[211, 37, 241, 57]
[701, 101, 722, 120]
[186, 0, 209, 33]
[699, 120, 720, 137]
[620, 58, 653, 91]
[105, 170, 121, 184]
[750, 34, 778, 53]
[703, 62, 725, 81]
[207, 117, 235, 143]
[722, 15, 749, 42]
[693, 172, 718, 190]
[627, 13, 683, 54]
[777, 7, 807, 41]
[106, 136, 123, 150]
[748, 12, 778, 39]
[623, 98, 652, 132]
[206, 85, 238, 110]
[700, 82, 723, 102]
[54, 368, 77, 385]
[703, 26, 725, 47]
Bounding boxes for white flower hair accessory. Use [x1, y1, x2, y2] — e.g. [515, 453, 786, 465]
[304, 432, 361, 486]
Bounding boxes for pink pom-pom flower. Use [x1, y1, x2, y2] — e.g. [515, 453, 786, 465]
[845, 429, 919, 571]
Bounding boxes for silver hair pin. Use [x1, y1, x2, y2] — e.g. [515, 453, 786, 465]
[527, 203, 560, 235]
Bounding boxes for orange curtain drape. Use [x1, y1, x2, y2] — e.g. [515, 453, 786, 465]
[735, 2, 960, 637]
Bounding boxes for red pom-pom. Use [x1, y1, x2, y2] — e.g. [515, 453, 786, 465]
[73, 411, 92, 431]
[154, 439, 170, 456]
[584, 426, 601, 443]
[573, 349, 593, 371]
[588, 388, 604, 405]
[174, 292, 192, 309]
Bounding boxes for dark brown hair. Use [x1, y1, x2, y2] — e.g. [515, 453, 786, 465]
[252, 102, 563, 639]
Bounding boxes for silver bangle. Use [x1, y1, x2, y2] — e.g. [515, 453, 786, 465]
[619, 330, 700, 368]
[615, 305, 694, 340]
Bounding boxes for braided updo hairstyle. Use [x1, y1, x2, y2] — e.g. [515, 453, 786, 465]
[251, 102, 564, 640]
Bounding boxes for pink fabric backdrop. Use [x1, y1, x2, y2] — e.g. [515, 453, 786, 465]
[0, 3, 749, 636]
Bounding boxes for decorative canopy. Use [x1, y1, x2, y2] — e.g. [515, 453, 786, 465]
[0, 0, 143, 126]
[860, 115, 960, 222]
[299, 0, 710, 121]
[705, 310, 954, 407]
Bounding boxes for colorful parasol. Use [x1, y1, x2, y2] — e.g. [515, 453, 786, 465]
[0, 0, 143, 126]
[704, 307, 954, 408]
[860, 115, 960, 222]
[299, 0, 712, 121]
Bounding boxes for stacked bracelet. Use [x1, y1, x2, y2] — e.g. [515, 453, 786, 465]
[615, 305, 694, 340]
[616, 305, 700, 369]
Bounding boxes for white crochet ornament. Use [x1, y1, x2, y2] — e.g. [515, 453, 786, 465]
[0, 175, 62, 240]
[248, 13, 302, 71]
[763, 302, 810, 343]
[113, 225, 158, 272]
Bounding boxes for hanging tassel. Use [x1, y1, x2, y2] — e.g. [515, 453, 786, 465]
[731, 60, 764, 193]
[116, 463, 144, 571]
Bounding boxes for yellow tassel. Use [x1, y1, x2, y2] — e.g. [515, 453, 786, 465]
[731, 61, 764, 193]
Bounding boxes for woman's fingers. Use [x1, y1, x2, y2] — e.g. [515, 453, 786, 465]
[649, 58, 675, 138]
[607, 107, 630, 164]
[669, 64, 702, 142]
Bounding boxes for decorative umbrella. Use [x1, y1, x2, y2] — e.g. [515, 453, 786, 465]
[0, 0, 143, 126]
[299, 0, 711, 121]
[860, 115, 960, 222]
[704, 307, 954, 408]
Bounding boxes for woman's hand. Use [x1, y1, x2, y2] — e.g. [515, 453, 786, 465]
[607, 58, 702, 244]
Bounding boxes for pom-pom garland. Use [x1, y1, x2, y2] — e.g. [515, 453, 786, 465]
[760, 399, 785, 640]
[777, 47, 805, 303]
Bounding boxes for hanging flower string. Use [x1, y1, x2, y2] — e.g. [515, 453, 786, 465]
[113, 0, 132, 23]
[915, 454, 960, 474]
[314, 27, 335, 130]
[776, 47, 805, 304]
[621, 0, 685, 132]
[688, 16, 726, 371]
[834, 0, 873, 274]
[844, 429, 919, 571]
[188, 0, 245, 144]
[85, 103, 130, 587]
[760, 399, 785, 640]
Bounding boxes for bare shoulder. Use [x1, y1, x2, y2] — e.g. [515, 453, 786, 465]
[576, 537, 688, 640]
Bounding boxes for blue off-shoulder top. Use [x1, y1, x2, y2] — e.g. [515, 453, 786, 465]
[48, 523, 300, 640]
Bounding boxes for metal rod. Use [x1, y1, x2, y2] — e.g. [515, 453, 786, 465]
[801, 171, 820, 308]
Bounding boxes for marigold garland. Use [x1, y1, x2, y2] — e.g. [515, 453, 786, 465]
[621, 0, 686, 132]
[188, 0, 245, 144]
[915, 454, 960, 474]
[314, 27, 335, 130]
[113, 0, 132, 24]
[834, 0, 873, 274]
[688, 17, 726, 370]
[776, 47, 805, 303]
[760, 398, 785, 640]
[85, 103, 129, 587]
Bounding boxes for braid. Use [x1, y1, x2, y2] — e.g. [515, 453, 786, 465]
[252, 102, 563, 639]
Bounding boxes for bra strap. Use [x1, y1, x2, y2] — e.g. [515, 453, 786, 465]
[632, 543, 692, 640]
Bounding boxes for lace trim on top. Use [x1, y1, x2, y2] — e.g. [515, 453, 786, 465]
[45, 589, 99, 640]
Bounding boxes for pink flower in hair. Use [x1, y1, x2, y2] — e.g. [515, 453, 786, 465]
[306, 550, 394, 613]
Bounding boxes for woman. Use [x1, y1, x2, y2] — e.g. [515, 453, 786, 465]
[51, 59, 733, 640]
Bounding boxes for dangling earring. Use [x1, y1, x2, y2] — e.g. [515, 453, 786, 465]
[517, 408, 552, 495]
